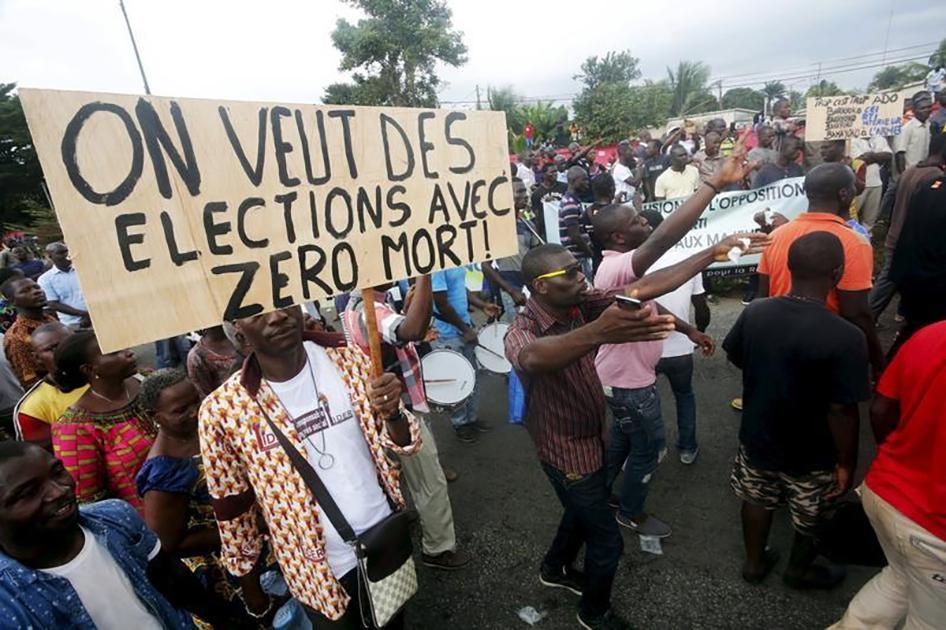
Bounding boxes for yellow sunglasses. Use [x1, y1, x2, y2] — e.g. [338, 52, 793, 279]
[535, 263, 583, 281]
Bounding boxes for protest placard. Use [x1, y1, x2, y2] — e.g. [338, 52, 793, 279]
[805, 92, 904, 141]
[19, 89, 516, 352]
[642, 177, 809, 275]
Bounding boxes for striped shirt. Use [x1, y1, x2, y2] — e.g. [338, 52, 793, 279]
[558, 192, 589, 258]
[504, 290, 614, 475]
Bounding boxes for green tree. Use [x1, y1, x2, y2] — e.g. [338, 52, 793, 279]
[518, 101, 568, 145]
[806, 80, 845, 98]
[869, 63, 929, 91]
[667, 61, 715, 116]
[721, 87, 764, 110]
[788, 90, 805, 113]
[322, 0, 467, 107]
[572, 51, 671, 143]
[0, 83, 51, 231]
[574, 50, 641, 90]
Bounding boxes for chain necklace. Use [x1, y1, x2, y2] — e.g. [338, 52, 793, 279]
[267, 354, 336, 470]
[786, 294, 822, 305]
[89, 382, 130, 405]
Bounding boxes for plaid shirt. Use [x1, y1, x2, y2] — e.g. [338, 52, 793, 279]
[504, 290, 614, 475]
[340, 291, 429, 413]
[198, 331, 421, 620]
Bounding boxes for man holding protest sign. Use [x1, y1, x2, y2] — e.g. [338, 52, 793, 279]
[199, 307, 421, 626]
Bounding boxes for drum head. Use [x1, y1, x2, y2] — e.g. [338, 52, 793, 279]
[475, 323, 511, 374]
[421, 349, 476, 406]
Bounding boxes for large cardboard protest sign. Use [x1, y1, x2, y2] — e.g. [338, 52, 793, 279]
[805, 92, 903, 141]
[20, 89, 516, 352]
[642, 177, 809, 275]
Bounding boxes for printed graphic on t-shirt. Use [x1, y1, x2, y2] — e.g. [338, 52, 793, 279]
[293, 396, 354, 441]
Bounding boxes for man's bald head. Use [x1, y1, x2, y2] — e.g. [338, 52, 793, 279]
[788, 231, 844, 285]
[804, 163, 856, 216]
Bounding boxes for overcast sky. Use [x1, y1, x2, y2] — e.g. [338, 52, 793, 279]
[3, 0, 943, 108]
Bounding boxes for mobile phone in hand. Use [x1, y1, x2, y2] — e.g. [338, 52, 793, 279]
[615, 295, 643, 310]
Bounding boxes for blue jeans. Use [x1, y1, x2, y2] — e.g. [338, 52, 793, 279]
[541, 463, 623, 620]
[605, 385, 665, 519]
[656, 354, 697, 453]
[154, 336, 191, 369]
[431, 336, 480, 427]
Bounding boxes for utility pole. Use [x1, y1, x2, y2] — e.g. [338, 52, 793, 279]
[119, 0, 151, 95]
[717, 80, 723, 106]
[475, 84, 481, 110]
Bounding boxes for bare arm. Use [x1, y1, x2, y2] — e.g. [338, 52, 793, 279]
[45, 301, 88, 318]
[870, 392, 900, 445]
[826, 402, 860, 498]
[627, 233, 767, 302]
[142, 491, 220, 558]
[692, 293, 710, 332]
[395, 275, 432, 342]
[482, 262, 524, 304]
[433, 291, 474, 338]
[838, 289, 884, 376]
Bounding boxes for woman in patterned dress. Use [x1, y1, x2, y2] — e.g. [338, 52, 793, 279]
[135, 368, 248, 622]
[51, 330, 155, 511]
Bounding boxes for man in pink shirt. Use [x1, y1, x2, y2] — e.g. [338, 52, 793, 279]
[591, 146, 766, 538]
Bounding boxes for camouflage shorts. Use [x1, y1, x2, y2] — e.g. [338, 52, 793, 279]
[730, 445, 836, 536]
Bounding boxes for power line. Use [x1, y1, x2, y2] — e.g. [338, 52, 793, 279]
[709, 41, 937, 83]
[440, 47, 935, 106]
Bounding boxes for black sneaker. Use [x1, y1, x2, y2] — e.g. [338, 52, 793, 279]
[455, 425, 478, 443]
[577, 609, 633, 630]
[607, 494, 620, 509]
[539, 563, 584, 596]
[468, 419, 493, 433]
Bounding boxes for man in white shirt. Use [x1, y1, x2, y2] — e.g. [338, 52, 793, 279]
[36, 242, 88, 328]
[516, 151, 537, 190]
[894, 91, 933, 173]
[611, 140, 640, 203]
[647, 243, 711, 465]
[654, 146, 701, 200]
[851, 135, 893, 232]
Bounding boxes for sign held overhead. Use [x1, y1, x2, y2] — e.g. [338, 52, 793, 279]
[805, 92, 904, 141]
[19, 89, 516, 352]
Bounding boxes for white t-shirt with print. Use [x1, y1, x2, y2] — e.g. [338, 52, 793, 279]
[41, 527, 163, 630]
[267, 342, 391, 578]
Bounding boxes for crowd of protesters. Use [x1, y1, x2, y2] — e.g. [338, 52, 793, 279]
[0, 88, 943, 629]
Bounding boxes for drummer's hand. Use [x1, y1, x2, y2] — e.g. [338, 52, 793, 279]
[424, 327, 439, 343]
[367, 373, 402, 418]
[462, 327, 478, 344]
[480, 303, 501, 319]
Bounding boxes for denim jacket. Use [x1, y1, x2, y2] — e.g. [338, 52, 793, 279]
[0, 499, 194, 629]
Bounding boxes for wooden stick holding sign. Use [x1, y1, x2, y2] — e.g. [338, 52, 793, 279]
[360, 288, 385, 379]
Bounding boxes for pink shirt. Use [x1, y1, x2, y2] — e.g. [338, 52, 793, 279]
[593, 250, 663, 389]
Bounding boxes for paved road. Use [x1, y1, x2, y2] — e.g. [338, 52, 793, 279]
[403, 296, 895, 630]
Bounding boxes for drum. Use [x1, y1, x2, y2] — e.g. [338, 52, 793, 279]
[475, 323, 511, 374]
[421, 349, 476, 412]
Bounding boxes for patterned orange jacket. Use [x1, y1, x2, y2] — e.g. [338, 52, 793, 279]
[197, 331, 421, 619]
